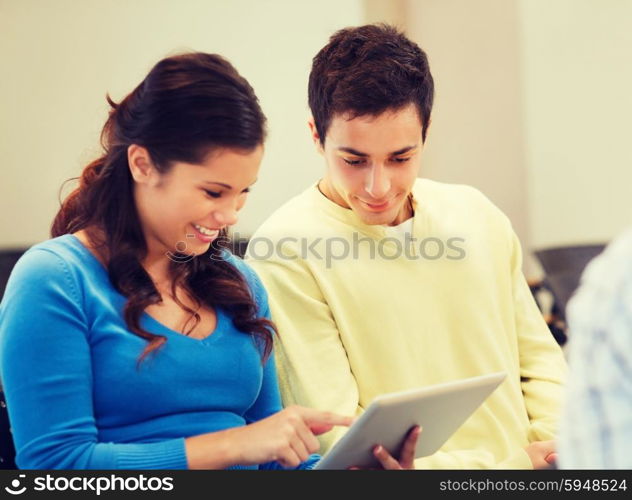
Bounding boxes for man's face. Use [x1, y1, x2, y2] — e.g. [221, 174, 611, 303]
[314, 103, 424, 226]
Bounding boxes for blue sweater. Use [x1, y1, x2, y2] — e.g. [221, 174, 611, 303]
[0, 235, 319, 470]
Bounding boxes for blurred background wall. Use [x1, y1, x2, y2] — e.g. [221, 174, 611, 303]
[0, 0, 364, 246]
[2, 0, 631, 276]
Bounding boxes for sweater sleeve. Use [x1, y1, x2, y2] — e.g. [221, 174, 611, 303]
[246, 249, 363, 454]
[0, 249, 187, 469]
[508, 229, 568, 443]
[414, 226, 567, 469]
[413, 210, 567, 469]
[246, 352, 320, 471]
[413, 448, 533, 469]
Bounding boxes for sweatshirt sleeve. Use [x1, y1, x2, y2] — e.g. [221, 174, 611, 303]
[0, 249, 187, 469]
[414, 224, 567, 470]
[398, 224, 566, 470]
[508, 229, 568, 443]
[414, 448, 533, 469]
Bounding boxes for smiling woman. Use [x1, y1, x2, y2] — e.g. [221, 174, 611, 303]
[51, 52, 271, 361]
[0, 52, 352, 470]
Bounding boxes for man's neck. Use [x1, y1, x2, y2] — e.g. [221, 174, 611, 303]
[317, 178, 349, 209]
[389, 194, 414, 226]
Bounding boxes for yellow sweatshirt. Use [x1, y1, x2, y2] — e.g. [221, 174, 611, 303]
[246, 179, 567, 469]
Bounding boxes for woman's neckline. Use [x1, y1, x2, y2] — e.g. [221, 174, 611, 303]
[64, 233, 224, 344]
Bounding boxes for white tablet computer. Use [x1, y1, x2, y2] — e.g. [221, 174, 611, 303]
[314, 371, 506, 470]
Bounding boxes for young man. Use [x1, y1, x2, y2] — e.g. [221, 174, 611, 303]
[246, 24, 567, 468]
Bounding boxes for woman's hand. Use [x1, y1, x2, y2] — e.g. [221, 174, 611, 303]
[350, 425, 422, 470]
[186, 405, 353, 469]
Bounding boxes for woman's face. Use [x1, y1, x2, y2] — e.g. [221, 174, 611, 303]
[130, 145, 263, 260]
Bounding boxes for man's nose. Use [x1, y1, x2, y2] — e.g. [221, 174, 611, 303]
[365, 164, 391, 199]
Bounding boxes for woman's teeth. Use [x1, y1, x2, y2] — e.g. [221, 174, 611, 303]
[193, 224, 218, 236]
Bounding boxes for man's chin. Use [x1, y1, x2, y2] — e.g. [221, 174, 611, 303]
[351, 199, 407, 226]
[355, 209, 398, 226]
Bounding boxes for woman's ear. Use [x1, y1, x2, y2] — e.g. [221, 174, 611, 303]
[307, 118, 324, 155]
[127, 144, 155, 184]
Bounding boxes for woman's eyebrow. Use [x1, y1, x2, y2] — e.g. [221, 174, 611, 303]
[202, 180, 258, 190]
[203, 181, 232, 189]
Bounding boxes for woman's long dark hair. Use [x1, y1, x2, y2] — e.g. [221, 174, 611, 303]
[51, 52, 275, 363]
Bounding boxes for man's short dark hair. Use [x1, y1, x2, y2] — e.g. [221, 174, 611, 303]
[308, 23, 434, 145]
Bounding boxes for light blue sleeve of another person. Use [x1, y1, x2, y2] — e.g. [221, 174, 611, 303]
[557, 230, 632, 469]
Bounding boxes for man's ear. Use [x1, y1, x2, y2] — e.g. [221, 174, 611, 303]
[307, 117, 324, 155]
[127, 144, 155, 184]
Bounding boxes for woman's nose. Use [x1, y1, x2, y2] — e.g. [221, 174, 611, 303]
[214, 208, 238, 227]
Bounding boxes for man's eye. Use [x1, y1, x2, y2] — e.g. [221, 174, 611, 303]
[391, 157, 411, 163]
[343, 158, 366, 166]
[204, 190, 221, 198]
